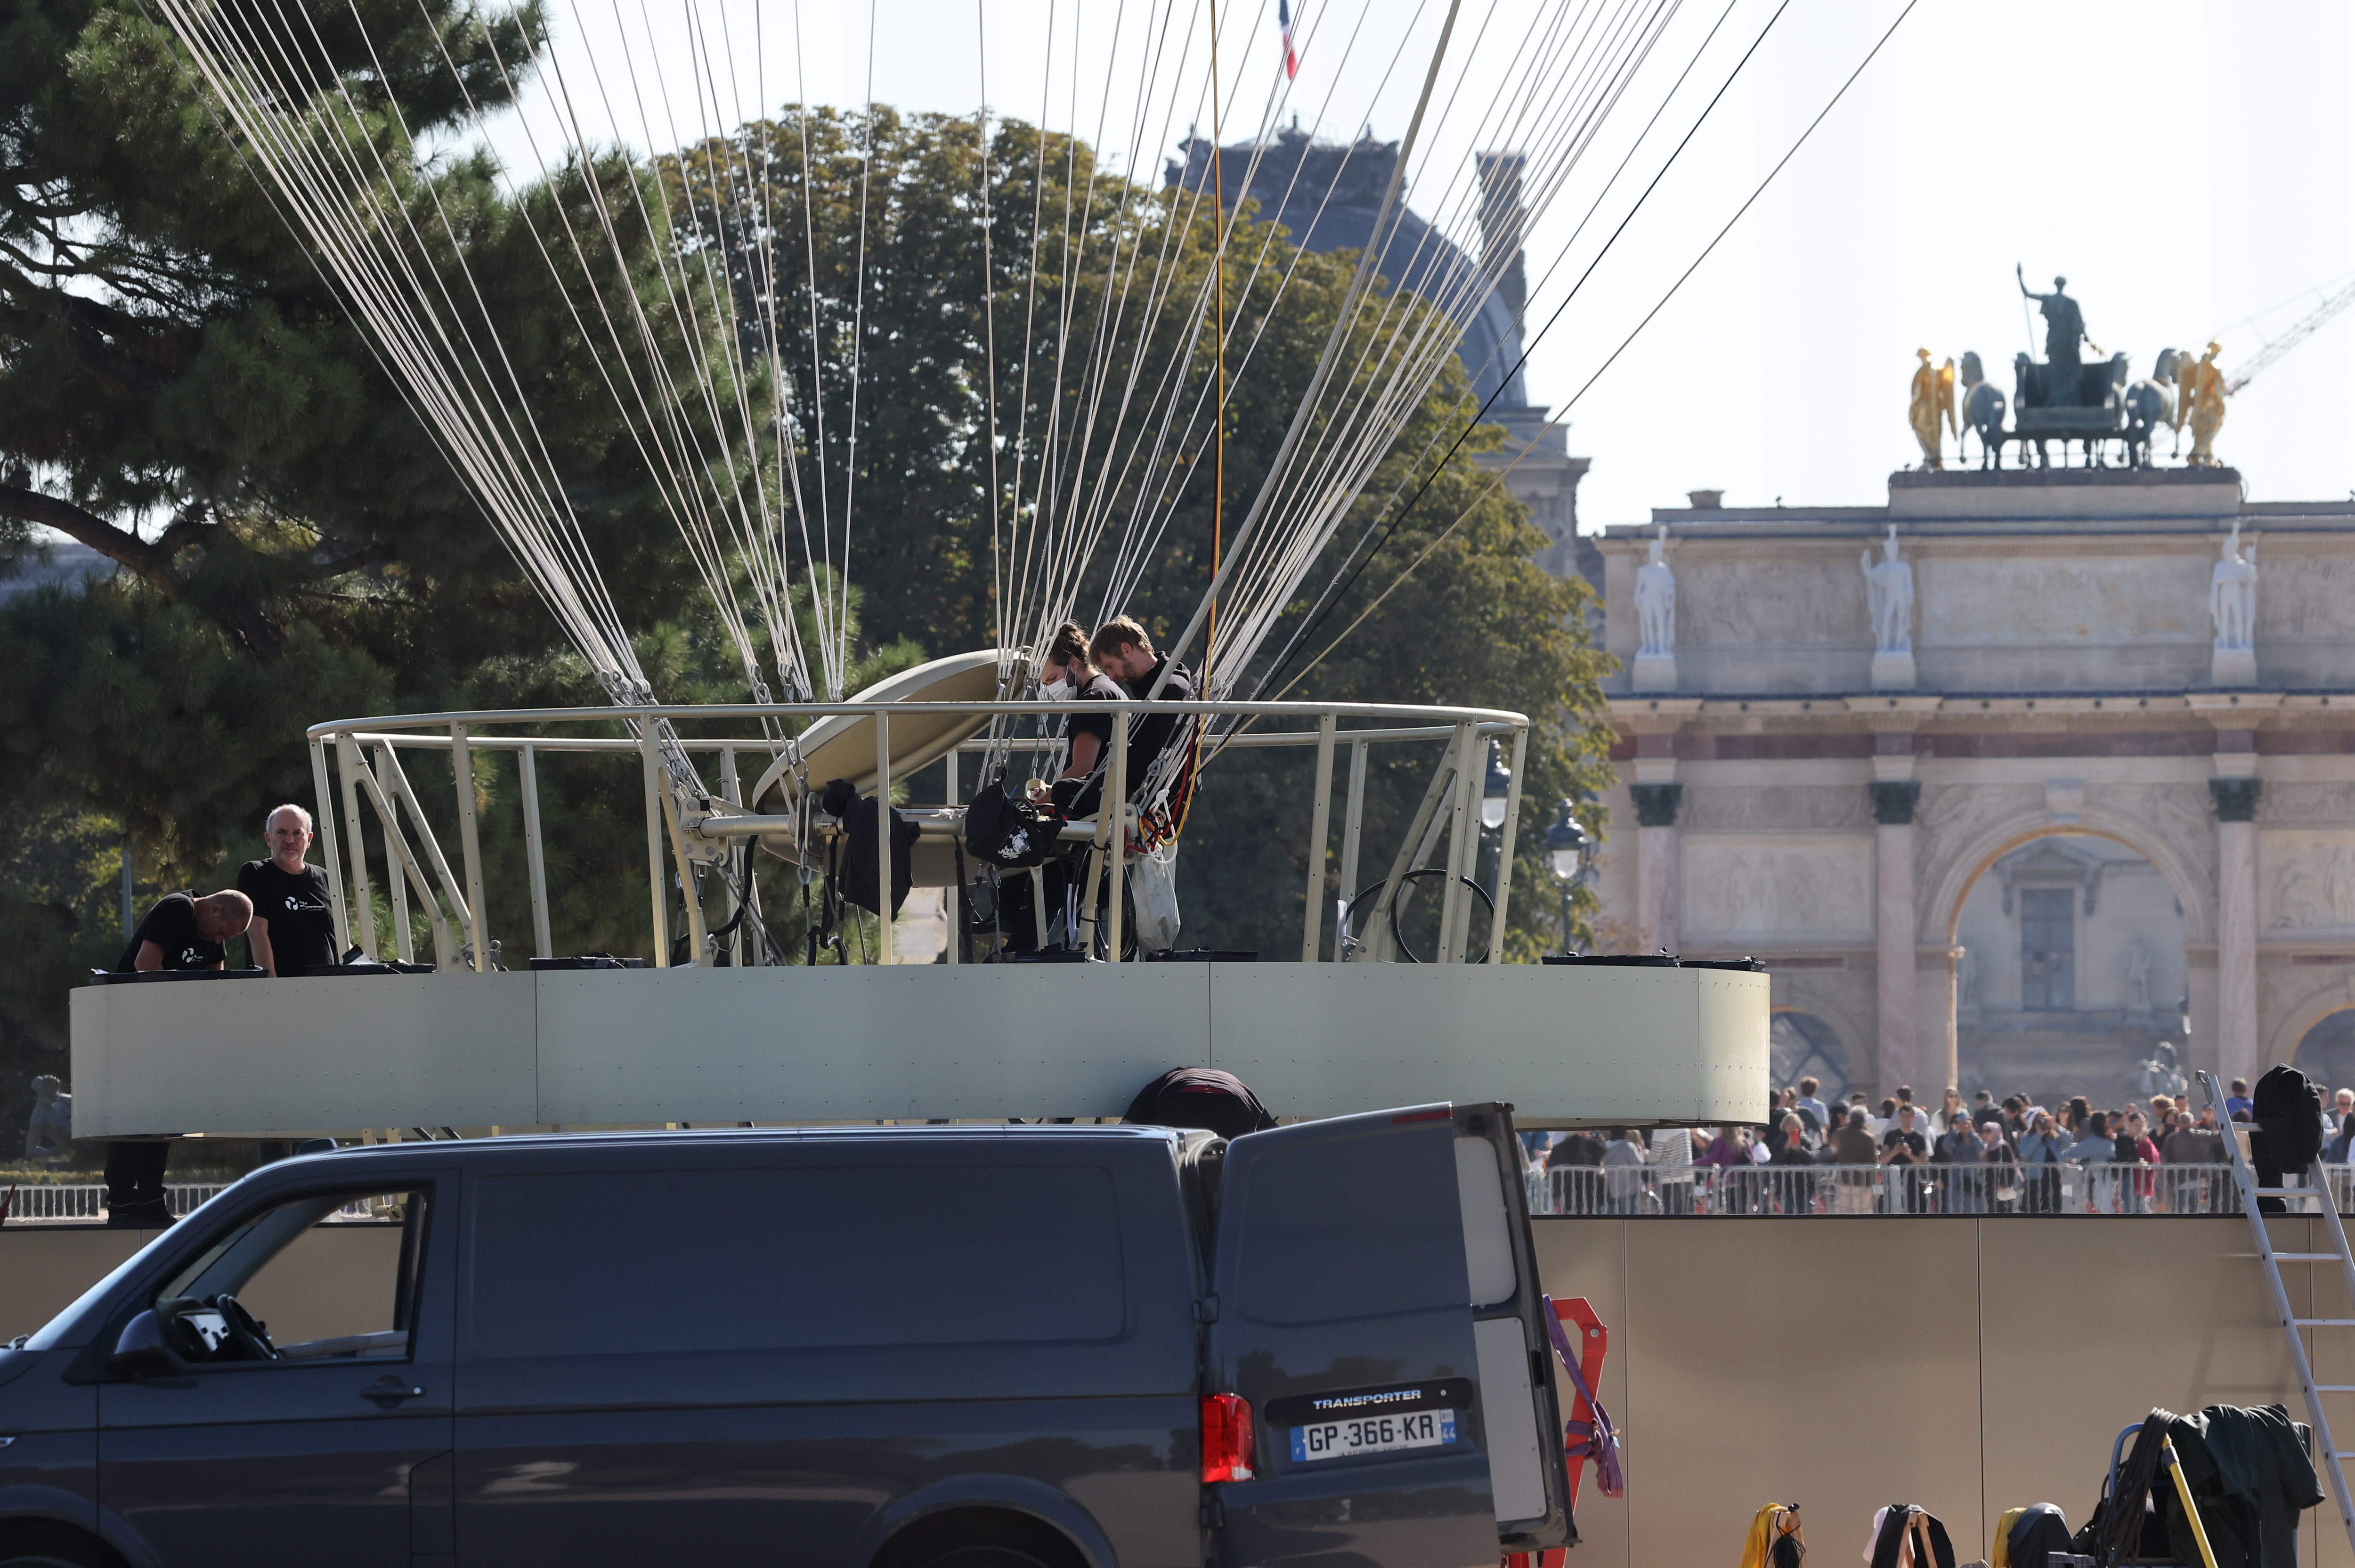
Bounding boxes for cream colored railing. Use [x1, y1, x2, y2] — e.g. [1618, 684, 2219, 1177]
[305, 699, 1530, 971]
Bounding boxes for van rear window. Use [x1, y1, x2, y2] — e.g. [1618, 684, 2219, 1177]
[1231, 1133, 1467, 1325]
[470, 1163, 1124, 1356]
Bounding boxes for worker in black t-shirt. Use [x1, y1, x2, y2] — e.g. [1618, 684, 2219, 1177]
[115, 889, 252, 973]
[106, 888, 252, 1227]
[236, 804, 337, 977]
[1038, 620, 1127, 821]
[1088, 614, 1194, 804]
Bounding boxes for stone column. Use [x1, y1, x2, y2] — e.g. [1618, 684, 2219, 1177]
[1917, 945, 1961, 1096]
[2212, 775, 2262, 1090]
[1632, 782, 1682, 954]
[1870, 779, 1921, 1099]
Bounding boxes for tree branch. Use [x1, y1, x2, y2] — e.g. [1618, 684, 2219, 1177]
[0, 487, 171, 582]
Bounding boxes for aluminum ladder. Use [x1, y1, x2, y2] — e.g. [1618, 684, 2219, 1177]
[2197, 1068, 2355, 1558]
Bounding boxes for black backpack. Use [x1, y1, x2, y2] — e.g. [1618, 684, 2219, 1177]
[962, 780, 1066, 870]
[1122, 1068, 1277, 1140]
[820, 778, 920, 918]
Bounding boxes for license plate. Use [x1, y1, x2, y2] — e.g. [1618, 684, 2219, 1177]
[1289, 1408, 1458, 1462]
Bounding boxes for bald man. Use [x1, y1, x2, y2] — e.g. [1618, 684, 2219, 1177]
[116, 889, 252, 974]
[107, 887, 252, 1226]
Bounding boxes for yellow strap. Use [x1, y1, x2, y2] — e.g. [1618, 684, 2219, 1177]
[2163, 1442, 2222, 1568]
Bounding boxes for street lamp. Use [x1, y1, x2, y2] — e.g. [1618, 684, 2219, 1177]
[1475, 739, 1513, 900]
[1480, 739, 1511, 831]
[1546, 798, 1593, 954]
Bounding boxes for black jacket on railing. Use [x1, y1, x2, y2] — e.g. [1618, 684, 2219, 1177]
[2160, 1404, 2323, 1568]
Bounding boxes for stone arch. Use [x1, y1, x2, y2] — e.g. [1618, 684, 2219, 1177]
[2287, 1006, 2355, 1091]
[1920, 802, 2214, 950]
[1770, 1005, 1860, 1101]
[2266, 976, 2355, 1073]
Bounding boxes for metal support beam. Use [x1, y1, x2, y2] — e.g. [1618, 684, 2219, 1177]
[940, 746, 959, 966]
[1334, 739, 1368, 962]
[1486, 725, 1528, 964]
[874, 713, 894, 965]
[450, 723, 489, 971]
[309, 734, 350, 955]
[639, 721, 668, 967]
[1302, 714, 1337, 962]
[375, 747, 472, 938]
[354, 764, 455, 962]
[1106, 711, 1127, 961]
[334, 733, 377, 959]
[718, 747, 743, 967]
[374, 743, 415, 965]
[1437, 723, 1479, 964]
[659, 787, 710, 967]
[520, 744, 553, 960]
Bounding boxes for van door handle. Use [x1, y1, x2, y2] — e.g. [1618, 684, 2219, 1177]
[361, 1376, 426, 1407]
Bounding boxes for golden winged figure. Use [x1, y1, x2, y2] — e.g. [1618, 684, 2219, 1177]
[1908, 349, 1957, 470]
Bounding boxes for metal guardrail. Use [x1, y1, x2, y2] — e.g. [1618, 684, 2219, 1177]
[1, 1184, 231, 1223]
[1521, 1162, 2341, 1217]
[0, 1186, 402, 1226]
[305, 697, 1533, 970]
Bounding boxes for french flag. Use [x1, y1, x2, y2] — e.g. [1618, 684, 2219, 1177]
[1277, 0, 1300, 80]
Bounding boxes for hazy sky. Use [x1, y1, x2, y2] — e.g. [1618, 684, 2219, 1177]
[484, 0, 2355, 530]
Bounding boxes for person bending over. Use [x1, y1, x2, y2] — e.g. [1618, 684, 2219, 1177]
[238, 804, 337, 977]
[1088, 615, 1195, 801]
[107, 888, 252, 1227]
[1039, 620, 1127, 818]
[118, 889, 252, 973]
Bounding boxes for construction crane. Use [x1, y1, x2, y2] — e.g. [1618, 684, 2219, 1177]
[2224, 274, 2355, 393]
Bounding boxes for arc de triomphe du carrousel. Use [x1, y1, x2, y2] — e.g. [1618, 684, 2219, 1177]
[1591, 458, 2355, 1109]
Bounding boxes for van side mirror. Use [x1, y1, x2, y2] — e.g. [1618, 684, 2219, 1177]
[108, 1311, 187, 1379]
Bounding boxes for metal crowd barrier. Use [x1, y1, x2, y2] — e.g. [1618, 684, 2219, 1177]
[1524, 1162, 2276, 1217]
[0, 1186, 401, 1226]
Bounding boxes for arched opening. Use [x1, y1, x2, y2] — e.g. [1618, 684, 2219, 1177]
[2292, 1009, 2355, 1095]
[1771, 1009, 1854, 1104]
[1951, 832, 2188, 1107]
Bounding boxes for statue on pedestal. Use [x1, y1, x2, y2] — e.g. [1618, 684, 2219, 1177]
[1631, 526, 1678, 692]
[1908, 349, 1957, 470]
[1861, 526, 1914, 654]
[1634, 525, 1675, 657]
[2018, 266, 2101, 395]
[1861, 523, 1916, 691]
[2209, 521, 2257, 651]
[2123, 939, 2153, 1012]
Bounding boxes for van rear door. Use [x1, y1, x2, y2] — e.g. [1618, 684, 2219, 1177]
[1204, 1102, 1572, 1567]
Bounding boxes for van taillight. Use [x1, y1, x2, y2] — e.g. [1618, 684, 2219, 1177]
[1200, 1392, 1256, 1483]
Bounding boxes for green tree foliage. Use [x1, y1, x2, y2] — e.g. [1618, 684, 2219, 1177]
[0, 8, 1613, 1128]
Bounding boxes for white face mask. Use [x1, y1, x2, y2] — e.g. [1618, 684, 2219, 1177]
[1040, 676, 1073, 700]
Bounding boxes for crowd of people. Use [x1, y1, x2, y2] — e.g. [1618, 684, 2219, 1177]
[1523, 1076, 2320, 1216]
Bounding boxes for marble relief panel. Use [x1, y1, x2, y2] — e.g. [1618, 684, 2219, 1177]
[2261, 832, 2355, 934]
[2258, 785, 2355, 826]
[1679, 560, 1868, 647]
[1916, 556, 2206, 646]
[2258, 555, 2355, 640]
[1681, 835, 1874, 941]
[1680, 783, 1872, 831]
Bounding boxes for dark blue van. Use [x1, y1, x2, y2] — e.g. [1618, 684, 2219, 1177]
[0, 1102, 1573, 1568]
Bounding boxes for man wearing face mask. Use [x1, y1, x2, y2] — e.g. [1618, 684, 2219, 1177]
[1039, 619, 1126, 820]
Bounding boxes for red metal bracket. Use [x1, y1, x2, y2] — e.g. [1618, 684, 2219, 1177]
[1502, 1295, 1610, 1568]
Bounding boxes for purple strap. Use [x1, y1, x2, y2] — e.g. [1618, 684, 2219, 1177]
[1539, 1294, 1624, 1499]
